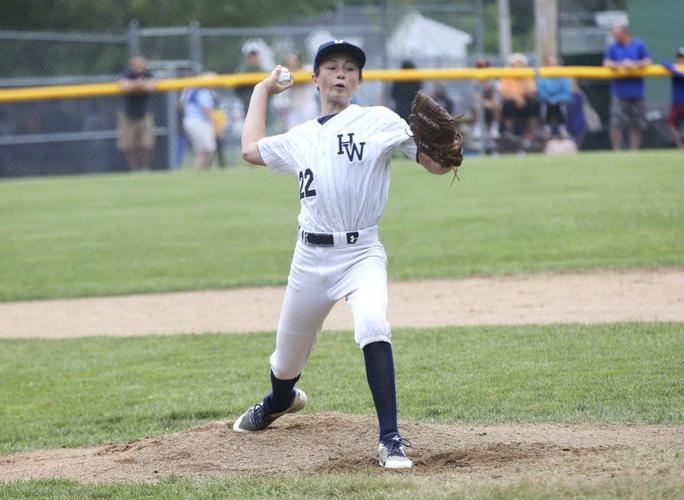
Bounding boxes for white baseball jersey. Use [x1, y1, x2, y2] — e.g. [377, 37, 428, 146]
[258, 104, 417, 233]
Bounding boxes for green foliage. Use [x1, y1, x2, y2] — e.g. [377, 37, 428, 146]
[1, 322, 681, 455]
[1, 151, 682, 301]
[0, 0, 339, 31]
[0, 40, 128, 78]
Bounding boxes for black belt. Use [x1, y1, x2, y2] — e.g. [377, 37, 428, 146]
[302, 231, 360, 246]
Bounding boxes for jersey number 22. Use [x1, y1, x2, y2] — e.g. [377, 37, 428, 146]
[298, 168, 316, 199]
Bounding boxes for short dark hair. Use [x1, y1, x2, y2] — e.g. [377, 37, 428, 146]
[475, 57, 489, 68]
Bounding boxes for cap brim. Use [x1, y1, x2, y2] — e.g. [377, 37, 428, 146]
[315, 43, 366, 70]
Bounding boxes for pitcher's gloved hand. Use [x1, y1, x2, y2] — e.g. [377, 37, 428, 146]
[409, 90, 464, 169]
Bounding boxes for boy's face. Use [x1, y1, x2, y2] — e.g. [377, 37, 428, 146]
[313, 54, 361, 105]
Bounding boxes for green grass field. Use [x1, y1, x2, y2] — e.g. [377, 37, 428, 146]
[1, 151, 683, 498]
[0, 323, 682, 498]
[1, 322, 681, 455]
[1, 151, 682, 301]
[2, 475, 681, 500]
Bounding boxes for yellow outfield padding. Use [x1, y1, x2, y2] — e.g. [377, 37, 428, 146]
[365, 65, 684, 81]
[0, 74, 256, 103]
[1, 65, 682, 103]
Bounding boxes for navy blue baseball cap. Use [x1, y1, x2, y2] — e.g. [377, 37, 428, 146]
[314, 40, 366, 72]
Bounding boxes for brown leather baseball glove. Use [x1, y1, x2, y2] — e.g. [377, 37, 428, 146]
[409, 90, 464, 170]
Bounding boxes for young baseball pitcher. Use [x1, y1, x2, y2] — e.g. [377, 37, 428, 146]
[234, 40, 462, 468]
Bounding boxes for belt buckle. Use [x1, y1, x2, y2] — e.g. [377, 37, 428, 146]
[303, 231, 324, 246]
[346, 231, 359, 244]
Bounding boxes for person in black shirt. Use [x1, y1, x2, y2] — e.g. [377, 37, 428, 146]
[117, 56, 156, 171]
[235, 49, 265, 119]
[389, 60, 422, 123]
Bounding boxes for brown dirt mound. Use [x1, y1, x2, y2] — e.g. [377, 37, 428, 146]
[1, 413, 681, 485]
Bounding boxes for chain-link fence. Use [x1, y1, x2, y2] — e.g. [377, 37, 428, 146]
[1, 1, 680, 178]
[0, 3, 492, 178]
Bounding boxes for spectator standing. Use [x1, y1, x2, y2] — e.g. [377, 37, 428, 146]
[500, 53, 540, 142]
[661, 47, 684, 149]
[236, 49, 265, 116]
[117, 55, 156, 171]
[603, 24, 652, 150]
[174, 97, 188, 170]
[389, 60, 422, 123]
[471, 57, 502, 146]
[180, 82, 217, 171]
[566, 80, 588, 149]
[210, 94, 229, 167]
[537, 55, 573, 137]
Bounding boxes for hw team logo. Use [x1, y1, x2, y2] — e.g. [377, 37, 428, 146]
[337, 133, 366, 162]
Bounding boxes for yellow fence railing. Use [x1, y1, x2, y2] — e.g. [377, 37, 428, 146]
[1, 65, 682, 103]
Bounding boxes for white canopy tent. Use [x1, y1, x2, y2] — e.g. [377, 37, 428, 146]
[387, 11, 473, 68]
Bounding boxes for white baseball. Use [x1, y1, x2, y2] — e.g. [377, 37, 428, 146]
[278, 68, 291, 84]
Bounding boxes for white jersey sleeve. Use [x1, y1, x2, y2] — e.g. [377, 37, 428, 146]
[381, 108, 417, 161]
[257, 129, 300, 175]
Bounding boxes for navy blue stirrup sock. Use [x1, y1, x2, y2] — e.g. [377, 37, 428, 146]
[263, 371, 300, 414]
[363, 341, 399, 441]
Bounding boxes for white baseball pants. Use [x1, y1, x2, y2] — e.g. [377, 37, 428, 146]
[270, 226, 391, 380]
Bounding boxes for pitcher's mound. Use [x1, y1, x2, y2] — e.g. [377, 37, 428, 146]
[1, 413, 681, 485]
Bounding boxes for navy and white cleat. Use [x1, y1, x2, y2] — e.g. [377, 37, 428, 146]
[232, 389, 307, 432]
[378, 433, 414, 469]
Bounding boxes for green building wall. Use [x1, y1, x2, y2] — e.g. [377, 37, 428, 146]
[629, 0, 684, 108]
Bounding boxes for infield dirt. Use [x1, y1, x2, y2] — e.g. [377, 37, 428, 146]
[1, 268, 683, 338]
